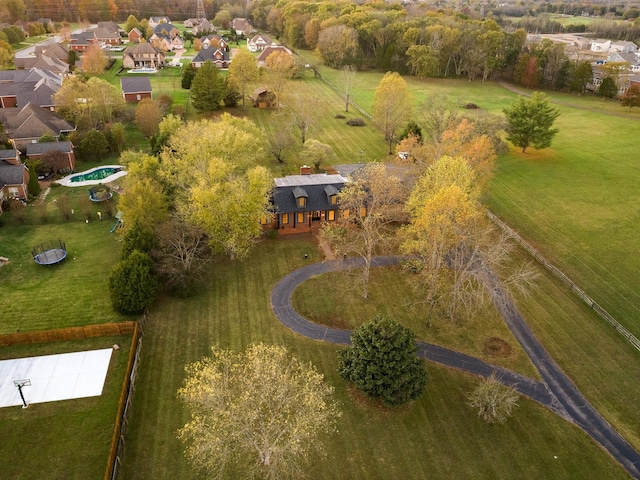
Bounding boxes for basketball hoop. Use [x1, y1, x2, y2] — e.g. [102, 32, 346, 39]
[13, 379, 31, 408]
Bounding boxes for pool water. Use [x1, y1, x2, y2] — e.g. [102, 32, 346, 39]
[70, 167, 121, 183]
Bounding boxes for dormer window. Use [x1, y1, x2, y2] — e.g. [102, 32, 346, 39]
[324, 185, 339, 205]
[292, 186, 308, 208]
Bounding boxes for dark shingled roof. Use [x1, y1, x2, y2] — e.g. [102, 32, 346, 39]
[0, 164, 27, 187]
[273, 174, 348, 214]
[26, 141, 73, 155]
[120, 77, 152, 94]
[192, 47, 229, 63]
[0, 149, 20, 160]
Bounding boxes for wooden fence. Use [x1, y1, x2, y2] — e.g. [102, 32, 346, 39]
[0, 322, 136, 347]
[487, 211, 640, 353]
[106, 314, 146, 480]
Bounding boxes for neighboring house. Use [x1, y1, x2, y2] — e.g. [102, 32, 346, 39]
[120, 77, 152, 102]
[0, 149, 29, 204]
[129, 28, 143, 43]
[191, 47, 230, 69]
[14, 54, 69, 75]
[0, 69, 62, 110]
[69, 31, 97, 51]
[150, 32, 184, 51]
[122, 43, 166, 69]
[34, 43, 69, 62]
[256, 45, 293, 67]
[26, 141, 75, 172]
[590, 39, 612, 52]
[269, 166, 349, 234]
[230, 18, 255, 36]
[248, 34, 276, 52]
[250, 87, 276, 108]
[93, 27, 121, 45]
[200, 33, 227, 50]
[153, 23, 180, 39]
[97, 21, 125, 36]
[148, 16, 171, 28]
[193, 19, 215, 36]
[611, 41, 638, 54]
[184, 19, 197, 28]
[0, 103, 75, 150]
[607, 52, 640, 72]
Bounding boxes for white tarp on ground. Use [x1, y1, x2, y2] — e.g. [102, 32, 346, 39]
[0, 349, 113, 408]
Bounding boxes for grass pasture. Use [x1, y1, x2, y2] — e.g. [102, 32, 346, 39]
[0, 334, 132, 480]
[248, 76, 388, 167]
[118, 237, 629, 480]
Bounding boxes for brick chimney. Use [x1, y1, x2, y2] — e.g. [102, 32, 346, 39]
[300, 165, 312, 175]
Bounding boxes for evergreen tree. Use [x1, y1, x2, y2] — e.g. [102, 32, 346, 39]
[190, 61, 226, 111]
[503, 92, 560, 153]
[181, 63, 196, 89]
[107, 250, 159, 315]
[26, 162, 40, 197]
[338, 315, 427, 406]
[598, 77, 618, 99]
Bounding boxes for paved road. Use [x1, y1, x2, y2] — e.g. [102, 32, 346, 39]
[271, 256, 640, 479]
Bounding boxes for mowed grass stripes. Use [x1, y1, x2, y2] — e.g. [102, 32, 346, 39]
[119, 238, 628, 479]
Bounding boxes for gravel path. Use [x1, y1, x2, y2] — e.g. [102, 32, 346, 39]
[270, 256, 640, 479]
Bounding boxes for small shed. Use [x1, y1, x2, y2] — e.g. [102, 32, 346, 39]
[251, 87, 276, 108]
[120, 77, 152, 102]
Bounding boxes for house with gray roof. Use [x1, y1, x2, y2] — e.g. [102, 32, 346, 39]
[192, 47, 230, 69]
[269, 166, 349, 234]
[0, 103, 75, 150]
[26, 141, 75, 172]
[122, 43, 166, 69]
[120, 77, 152, 102]
[0, 69, 62, 110]
[0, 149, 29, 205]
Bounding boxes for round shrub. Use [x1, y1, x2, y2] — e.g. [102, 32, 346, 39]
[346, 117, 366, 126]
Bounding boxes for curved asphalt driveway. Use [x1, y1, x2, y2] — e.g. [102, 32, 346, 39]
[271, 256, 640, 479]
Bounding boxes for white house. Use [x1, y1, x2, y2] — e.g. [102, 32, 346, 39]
[611, 41, 639, 54]
[591, 39, 612, 52]
[248, 34, 276, 52]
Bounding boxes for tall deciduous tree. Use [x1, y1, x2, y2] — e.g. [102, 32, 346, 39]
[622, 83, 640, 107]
[0, 40, 13, 69]
[339, 315, 427, 406]
[227, 48, 259, 109]
[316, 24, 361, 68]
[322, 162, 407, 299]
[264, 51, 297, 107]
[178, 343, 340, 479]
[190, 61, 226, 111]
[285, 89, 318, 144]
[159, 116, 272, 259]
[54, 76, 125, 129]
[503, 92, 559, 153]
[81, 44, 108, 75]
[135, 98, 162, 139]
[340, 65, 357, 112]
[372, 72, 412, 154]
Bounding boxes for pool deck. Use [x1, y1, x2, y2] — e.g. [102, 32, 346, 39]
[57, 165, 127, 187]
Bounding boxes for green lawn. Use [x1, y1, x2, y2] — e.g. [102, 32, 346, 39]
[118, 237, 628, 479]
[0, 221, 126, 333]
[0, 334, 132, 480]
[292, 266, 539, 378]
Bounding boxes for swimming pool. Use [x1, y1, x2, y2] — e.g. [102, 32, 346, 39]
[58, 165, 127, 187]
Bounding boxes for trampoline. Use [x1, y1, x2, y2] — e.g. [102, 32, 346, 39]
[32, 240, 67, 266]
[89, 185, 112, 202]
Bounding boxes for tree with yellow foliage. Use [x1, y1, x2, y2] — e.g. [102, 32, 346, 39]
[178, 343, 340, 480]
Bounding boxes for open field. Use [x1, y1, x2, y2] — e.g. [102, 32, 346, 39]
[288, 55, 640, 337]
[0, 334, 132, 480]
[248, 76, 388, 170]
[118, 237, 628, 479]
